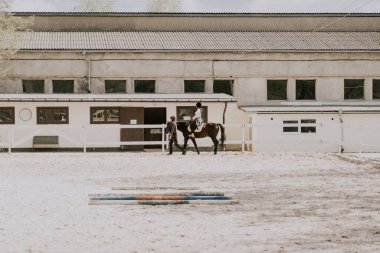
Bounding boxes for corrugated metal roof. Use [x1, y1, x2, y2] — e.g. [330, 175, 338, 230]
[0, 93, 237, 102]
[11, 31, 380, 52]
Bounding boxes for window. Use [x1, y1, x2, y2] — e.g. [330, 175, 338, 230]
[22, 80, 44, 93]
[105, 80, 126, 93]
[267, 80, 287, 100]
[373, 79, 380, 99]
[184, 80, 205, 93]
[344, 79, 364, 99]
[0, 107, 15, 124]
[37, 107, 69, 124]
[300, 119, 317, 133]
[283, 120, 298, 133]
[282, 119, 316, 134]
[90, 107, 120, 124]
[53, 80, 74, 93]
[177, 106, 208, 122]
[213, 80, 233, 96]
[134, 80, 155, 93]
[296, 80, 315, 100]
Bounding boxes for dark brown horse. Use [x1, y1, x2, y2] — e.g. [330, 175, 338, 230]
[176, 121, 225, 155]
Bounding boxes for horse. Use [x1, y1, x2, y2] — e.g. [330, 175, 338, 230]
[176, 121, 225, 155]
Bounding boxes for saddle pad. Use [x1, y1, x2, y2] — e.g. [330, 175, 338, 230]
[187, 123, 205, 133]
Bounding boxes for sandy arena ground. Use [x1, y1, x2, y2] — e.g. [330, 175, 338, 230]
[0, 151, 379, 253]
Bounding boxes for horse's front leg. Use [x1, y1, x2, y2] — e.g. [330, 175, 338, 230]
[183, 137, 189, 150]
[190, 137, 200, 155]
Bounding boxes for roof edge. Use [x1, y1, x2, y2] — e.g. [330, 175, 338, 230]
[13, 12, 380, 17]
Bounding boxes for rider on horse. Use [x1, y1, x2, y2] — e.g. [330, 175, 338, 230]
[189, 102, 203, 138]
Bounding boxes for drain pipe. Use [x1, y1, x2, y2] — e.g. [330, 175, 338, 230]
[83, 51, 91, 93]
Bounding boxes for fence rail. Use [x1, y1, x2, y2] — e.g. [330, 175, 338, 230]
[0, 123, 252, 154]
[1, 122, 380, 153]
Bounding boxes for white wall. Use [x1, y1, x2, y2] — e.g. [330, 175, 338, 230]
[0, 101, 240, 149]
[252, 113, 341, 152]
[251, 112, 380, 152]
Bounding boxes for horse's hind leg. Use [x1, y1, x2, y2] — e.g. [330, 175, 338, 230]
[211, 137, 219, 155]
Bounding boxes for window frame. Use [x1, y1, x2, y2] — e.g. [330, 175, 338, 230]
[22, 80, 45, 94]
[213, 80, 234, 96]
[267, 80, 288, 100]
[37, 107, 69, 125]
[176, 106, 208, 122]
[373, 79, 380, 100]
[0, 107, 15, 124]
[296, 79, 316, 100]
[90, 107, 120, 124]
[105, 80, 127, 94]
[52, 80, 74, 94]
[282, 119, 317, 134]
[184, 80, 206, 93]
[344, 79, 364, 100]
[134, 80, 156, 93]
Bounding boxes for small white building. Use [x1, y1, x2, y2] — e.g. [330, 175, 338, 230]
[0, 12, 380, 152]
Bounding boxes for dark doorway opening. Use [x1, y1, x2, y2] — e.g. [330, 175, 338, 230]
[144, 107, 167, 149]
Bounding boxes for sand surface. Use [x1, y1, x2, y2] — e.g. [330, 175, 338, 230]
[0, 152, 379, 253]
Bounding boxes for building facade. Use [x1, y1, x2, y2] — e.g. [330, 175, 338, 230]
[0, 12, 380, 152]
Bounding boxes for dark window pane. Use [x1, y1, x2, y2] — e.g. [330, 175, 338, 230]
[134, 80, 155, 93]
[296, 80, 315, 100]
[106, 109, 120, 122]
[22, 80, 44, 93]
[0, 107, 14, 124]
[283, 120, 298, 124]
[53, 80, 74, 93]
[92, 109, 105, 122]
[184, 80, 205, 93]
[283, 127, 298, 132]
[213, 80, 233, 95]
[301, 127, 316, 133]
[344, 79, 364, 99]
[301, 119, 316, 124]
[90, 107, 120, 124]
[267, 80, 287, 100]
[105, 80, 126, 93]
[373, 79, 380, 99]
[37, 107, 68, 124]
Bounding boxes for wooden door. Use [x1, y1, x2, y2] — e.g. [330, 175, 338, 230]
[120, 107, 144, 151]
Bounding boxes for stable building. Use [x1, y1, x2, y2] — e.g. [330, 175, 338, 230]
[0, 12, 380, 152]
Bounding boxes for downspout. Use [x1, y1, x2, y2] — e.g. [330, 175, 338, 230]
[223, 101, 227, 124]
[82, 51, 91, 93]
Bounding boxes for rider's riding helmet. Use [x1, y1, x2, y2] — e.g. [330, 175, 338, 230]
[196, 102, 202, 108]
[170, 115, 176, 121]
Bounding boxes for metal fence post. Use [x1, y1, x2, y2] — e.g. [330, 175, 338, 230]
[83, 125, 87, 153]
[8, 126, 12, 154]
[241, 123, 245, 152]
[161, 124, 165, 152]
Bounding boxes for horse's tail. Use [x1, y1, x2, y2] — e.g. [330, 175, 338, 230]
[217, 123, 225, 146]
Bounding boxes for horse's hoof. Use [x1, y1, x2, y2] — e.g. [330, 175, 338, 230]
[182, 150, 187, 155]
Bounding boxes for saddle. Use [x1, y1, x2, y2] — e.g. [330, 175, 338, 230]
[187, 123, 205, 133]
